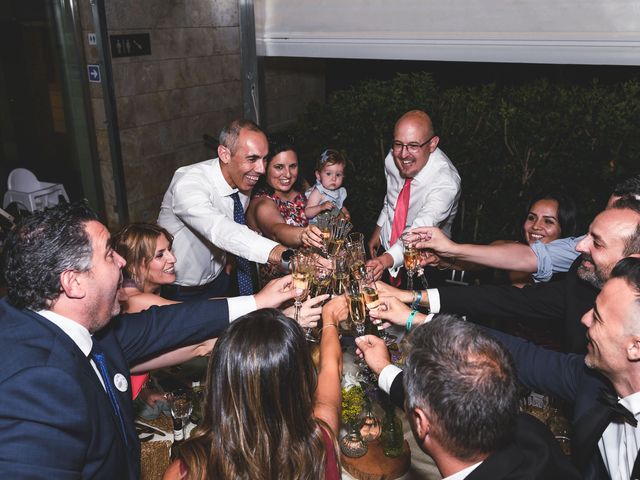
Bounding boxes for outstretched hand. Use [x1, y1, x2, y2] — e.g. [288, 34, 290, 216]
[301, 225, 325, 249]
[283, 294, 329, 328]
[355, 335, 391, 376]
[407, 226, 458, 258]
[369, 296, 413, 326]
[254, 274, 300, 309]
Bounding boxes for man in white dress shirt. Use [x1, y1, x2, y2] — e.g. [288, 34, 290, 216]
[158, 119, 290, 300]
[367, 110, 461, 281]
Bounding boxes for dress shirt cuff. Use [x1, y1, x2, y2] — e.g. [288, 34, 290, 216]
[378, 364, 403, 394]
[386, 243, 405, 276]
[427, 289, 440, 313]
[530, 240, 553, 283]
[227, 296, 257, 321]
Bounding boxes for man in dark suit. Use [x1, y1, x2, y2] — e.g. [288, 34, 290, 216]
[0, 202, 295, 478]
[356, 314, 578, 479]
[363, 257, 640, 479]
[392, 196, 640, 353]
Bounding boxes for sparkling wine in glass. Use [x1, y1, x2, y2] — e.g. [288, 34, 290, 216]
[332, 272, 349, 296]
[349, 292, 367, 337]
[362, 265, 395, 345]
[401, 233, 420, 290]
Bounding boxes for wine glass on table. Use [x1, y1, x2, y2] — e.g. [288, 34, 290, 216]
[168, 388, 193, 441]
[361, 265, 396, 345]
[401, 232, 420, 290]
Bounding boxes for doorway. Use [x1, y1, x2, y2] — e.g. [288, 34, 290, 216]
[0, 0, 103, 215]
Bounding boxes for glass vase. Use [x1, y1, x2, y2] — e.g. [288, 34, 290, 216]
[340, 420, 368, 458]
[359, 403, 382, 443]
[381, 410, 404, 457]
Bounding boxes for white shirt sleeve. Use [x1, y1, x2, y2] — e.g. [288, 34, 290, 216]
[427, 288, 441, 313]
[171, 174, 278, 264]
[227, 296, 257, 321]
[378, 364, 403, 394]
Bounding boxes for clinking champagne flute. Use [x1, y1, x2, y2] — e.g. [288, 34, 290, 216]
[362, 266, 395, 345]
[401, 232, 420, 290]
[291, 253, 310, 324]
[347, 281, 366, 337]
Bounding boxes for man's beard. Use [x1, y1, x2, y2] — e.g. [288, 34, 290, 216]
[576, 253, 608, 289]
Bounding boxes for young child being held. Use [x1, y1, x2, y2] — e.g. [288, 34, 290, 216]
[305, 149, 350, 222]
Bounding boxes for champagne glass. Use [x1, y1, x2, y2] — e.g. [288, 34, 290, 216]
[401, 232, 420, 290]
[316, 213, 333, 256]
[314, 263, 333, 297]
[347, 281, 366, 337]
[291, 253, 310, 311]
[345, 233, 366, 280]
[361, 266, 396, 345]
[332, 251, 349, 296]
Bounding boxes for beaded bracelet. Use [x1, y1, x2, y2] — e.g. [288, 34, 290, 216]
[411, 290, 422, 310]
[322, 324, 338, 332]
[406, 309, 418, 331]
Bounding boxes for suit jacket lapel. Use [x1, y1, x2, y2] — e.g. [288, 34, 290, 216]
[572, 388, 616, 471]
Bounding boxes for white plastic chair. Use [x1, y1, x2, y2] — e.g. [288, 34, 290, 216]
[3, 168, 69, 212]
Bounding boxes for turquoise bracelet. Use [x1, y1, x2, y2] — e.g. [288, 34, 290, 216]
[406, 309, 418, 331]
[411, 290, 422, 310]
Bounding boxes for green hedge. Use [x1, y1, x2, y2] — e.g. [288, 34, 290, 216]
[291, 73, 640, 243]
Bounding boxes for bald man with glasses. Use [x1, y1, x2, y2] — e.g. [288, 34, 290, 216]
[367, 110, 461, 281]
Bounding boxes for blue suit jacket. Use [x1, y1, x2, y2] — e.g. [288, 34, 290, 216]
[0, 297, 229, 479]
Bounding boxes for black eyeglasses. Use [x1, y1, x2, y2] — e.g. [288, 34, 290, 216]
[391, 136, 434, 154]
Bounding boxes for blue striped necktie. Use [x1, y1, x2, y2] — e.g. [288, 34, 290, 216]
[230, 192, 254, 295]
[90, 343, 129, 446]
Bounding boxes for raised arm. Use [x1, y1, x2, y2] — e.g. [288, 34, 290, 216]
[304, 188, 334, 220]
[313, 296, 348, 434]
[170, 172, 278, 264]
[251, 196, 323, 249]
[411, 226, 539, 273]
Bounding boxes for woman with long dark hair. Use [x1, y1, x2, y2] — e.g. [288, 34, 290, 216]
[163, 299, 345, 480]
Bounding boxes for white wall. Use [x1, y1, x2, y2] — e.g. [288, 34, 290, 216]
[255, 0, 640, 65]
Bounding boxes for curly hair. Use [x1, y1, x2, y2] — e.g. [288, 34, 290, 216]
[177, 309, 337, 479]
[2, 201, 98, 310]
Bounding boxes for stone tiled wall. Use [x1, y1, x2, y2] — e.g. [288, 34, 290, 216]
[78, 0, 324, 227]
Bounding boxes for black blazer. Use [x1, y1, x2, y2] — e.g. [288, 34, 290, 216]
[389, 372, 580, 479]
[483, 326, 640, 480]
[437, 258, 599, 353]
[0, 298, 230, 479]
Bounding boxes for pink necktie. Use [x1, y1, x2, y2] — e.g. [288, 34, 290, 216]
[390, 178, 412, 247]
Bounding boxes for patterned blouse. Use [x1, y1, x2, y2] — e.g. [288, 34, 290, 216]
[253, 189, 309, 285]
[254, 189, 309, 228]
